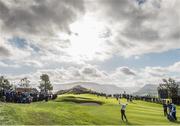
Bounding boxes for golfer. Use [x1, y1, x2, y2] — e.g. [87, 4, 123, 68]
[119, 101, 128, 122]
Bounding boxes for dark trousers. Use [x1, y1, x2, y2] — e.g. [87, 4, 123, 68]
[172, 112, 177, 120]
[164, 108, 167, 116]
[121, 109, 127, 121]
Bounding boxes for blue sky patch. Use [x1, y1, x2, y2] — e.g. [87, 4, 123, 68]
[8, 37, 28, 49]
[99, 49, 180, 71]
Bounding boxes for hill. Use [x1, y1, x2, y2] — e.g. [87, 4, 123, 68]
[133, 84, 158, 96]
[57, 85, 94, 94]
[53, 82, 138, 94]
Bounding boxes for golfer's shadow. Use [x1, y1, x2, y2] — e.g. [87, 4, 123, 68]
[130, 102, 137, 104]
[121, 121, 138, 125]
[168, 117, 180, 124]
[171, 120, 180, 124]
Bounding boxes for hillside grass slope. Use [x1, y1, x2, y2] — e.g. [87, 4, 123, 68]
[0, 94, 180, 125]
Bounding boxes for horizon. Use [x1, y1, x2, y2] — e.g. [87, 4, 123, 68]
[1, 0, 180, 89]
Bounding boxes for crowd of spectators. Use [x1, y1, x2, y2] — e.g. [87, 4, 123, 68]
[0, 89, 57, 103]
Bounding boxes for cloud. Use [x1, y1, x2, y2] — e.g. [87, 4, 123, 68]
[4, 64, 108, 85]
[143, 61, 180, 76]
[0, 61, 9, 67]
[1, 0, 179, 63]
[81, 66, 102, 77]
[0, 0, 86, 63]
[0, 0, 87, 67]
[0, 0, 85, 35]
[0, 61, 19, 68]
[94, 0, 180, 58]
[4, 61, 180, 88]
[0, 46, 11, 57]
[118, 67, 136, 76]
[143, 66, 167, 77]
[20, 60, 43, 68]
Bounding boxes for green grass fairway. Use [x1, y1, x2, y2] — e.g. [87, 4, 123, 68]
[1, 94, 180, 125]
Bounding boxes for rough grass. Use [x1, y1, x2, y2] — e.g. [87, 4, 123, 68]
[0, 94, 180, 125]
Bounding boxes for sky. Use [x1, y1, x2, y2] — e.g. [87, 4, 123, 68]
[0, 0, 180, 88]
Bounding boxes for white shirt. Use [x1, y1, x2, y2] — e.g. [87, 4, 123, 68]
[120, 104, 128, 110]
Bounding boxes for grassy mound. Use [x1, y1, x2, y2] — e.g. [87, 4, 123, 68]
[1, 94, 180, 125]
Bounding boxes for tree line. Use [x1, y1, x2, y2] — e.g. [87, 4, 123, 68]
[158, 78, 180, 104]
[0, 74, 53, 93]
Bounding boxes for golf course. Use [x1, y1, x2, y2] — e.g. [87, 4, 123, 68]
[0, 94, 180, 125]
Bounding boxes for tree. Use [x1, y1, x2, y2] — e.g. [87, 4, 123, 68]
[39, 74, 53, 93]
[19, 77, 30, 88]
[0, 76, 12, 90]
[162, 78, 179, 99]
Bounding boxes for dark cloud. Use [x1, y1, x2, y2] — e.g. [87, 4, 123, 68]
[170, 30, 180, 40]
[120, 67, 136, 76]
[98, 0, 160, 42]
[81, 67, 101, 77]
[136, 0, 146, 5]
[0, 1, 9, 18]
[0, 46, 11, 57]
[117, 39, 137, 48]
[0, 0, 85, 35]
[122, 26, 159, 41]
[93, 0, 180, 57]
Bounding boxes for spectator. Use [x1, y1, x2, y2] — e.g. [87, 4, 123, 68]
[162, 101, 168, 116]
